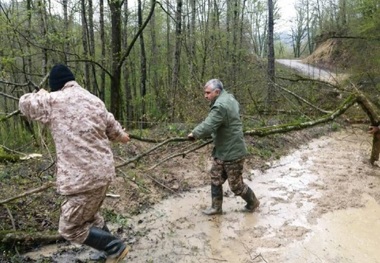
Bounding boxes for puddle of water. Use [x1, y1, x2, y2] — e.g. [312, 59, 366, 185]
[281, 194, 380, 263]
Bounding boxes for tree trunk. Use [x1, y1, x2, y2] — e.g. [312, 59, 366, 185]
[38, 0, 48, 74]
[170, 0, 182, 121]
[356, 91, 380, 164]
[88, 0, 99, 96]
[124, 0, 133, 124]
[166, 0, 171, 100]
[137, 0, 147, 128]
[0, 231, 63, 246]
[266, 0, 275, 110]
[81, 0, 90, 90]
[109, 0, 123, 120]
[149, 5, 164, 115]
[99, 0, 106, 101]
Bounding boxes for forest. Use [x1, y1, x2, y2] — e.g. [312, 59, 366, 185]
[1, 0, 380, 261]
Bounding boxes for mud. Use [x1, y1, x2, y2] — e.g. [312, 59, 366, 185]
[24, 127, 380, 262]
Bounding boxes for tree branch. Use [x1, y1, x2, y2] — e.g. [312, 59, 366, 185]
[0, 91, 19, 101]
[275, 83, 332, 114]
[0, 182, 55, 205]
[118, 0, 156, 69]
[146, 140, 212, 171]
[244, 94, 357, 136]
[115, 137, 190, 168]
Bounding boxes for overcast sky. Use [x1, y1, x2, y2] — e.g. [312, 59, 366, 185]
[276, 0, 297, 32]
[50, 0, 297, 33]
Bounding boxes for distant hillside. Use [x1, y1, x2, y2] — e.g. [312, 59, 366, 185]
[303, 36, 374, 74]
[303, 38, 351, 72]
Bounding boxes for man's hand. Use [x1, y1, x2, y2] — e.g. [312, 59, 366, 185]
[37, 88, 49, 94]
[188, 133, 196, 141]
[118, 132, 130, 143]
[368, 126, 379, 135]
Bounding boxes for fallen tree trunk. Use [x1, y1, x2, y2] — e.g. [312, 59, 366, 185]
[356, 90, 380, 164]
[0, 230, 63, 246]
[370, 136, 380, 164]
[244, 94, 357, 136]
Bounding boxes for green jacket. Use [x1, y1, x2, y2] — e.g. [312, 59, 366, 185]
[192, 89, 248, 161]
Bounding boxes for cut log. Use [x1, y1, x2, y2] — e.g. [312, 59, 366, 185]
[0, 230, 63, 246]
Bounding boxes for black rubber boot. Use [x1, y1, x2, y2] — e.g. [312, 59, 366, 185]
[241, 187, 260, 212]
[89, 224, 111, 261]
[202, 184, 223, 215]
[83, 227, 129, 262]
[102, 223, 110, 233]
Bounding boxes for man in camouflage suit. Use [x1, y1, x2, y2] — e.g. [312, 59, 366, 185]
[188, 79, 260, 215]
[19, 64, 130, 262]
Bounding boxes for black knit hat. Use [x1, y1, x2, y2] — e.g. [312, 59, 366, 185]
[49, 64, 75, 92]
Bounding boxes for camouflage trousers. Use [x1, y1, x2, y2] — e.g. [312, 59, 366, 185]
[58, 184, 109, 244]
[210, 158, 249, 196]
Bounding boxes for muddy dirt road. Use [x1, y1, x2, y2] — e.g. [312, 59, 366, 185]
[24, 126, 380, 263]
[276, 59, 347, 84]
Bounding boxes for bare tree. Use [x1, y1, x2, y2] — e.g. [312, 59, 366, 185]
[109, 0, 123, 120]
[171, 0, 183, 121]
[38, 0, 48, 74]
[137, 0, 147, 127]
[88, 0, 100, 96]
[248, 0, 268, 58]
[291, 0, 308, 57]
[99, 0, 106, 101]
[81, 0, 90, 89]
[266, 0, 275, 109]
[123, 0, 133, 123]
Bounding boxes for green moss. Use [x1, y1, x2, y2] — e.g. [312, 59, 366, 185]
[0, 152, 20, 163]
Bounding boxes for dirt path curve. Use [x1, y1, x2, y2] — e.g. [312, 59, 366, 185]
[24, 127, 380, 263]
[276, 59, 347, 84]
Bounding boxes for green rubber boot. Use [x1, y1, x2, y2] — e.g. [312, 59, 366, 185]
[241, 187, 260, 212]
[202, 185, 223, 215]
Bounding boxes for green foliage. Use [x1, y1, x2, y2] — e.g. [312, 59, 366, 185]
[102, 209, 129, 226]
[330, 122, 340, 132]
[167, 123, 189, 137]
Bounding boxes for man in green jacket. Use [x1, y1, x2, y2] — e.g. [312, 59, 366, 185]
[188, 79, 260, 215]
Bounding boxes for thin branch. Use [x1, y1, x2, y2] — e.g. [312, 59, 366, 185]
[117, 168, 151, 193]
[251, 253, 268, 263]
[0, 109, 21, 122]
[277, 75, 337, 89]
[146, 140, 212, 171]
[5, 205, 16, 230]
[129, 133, 163, 143]
[0, 144, 28, 156]
[156, 1, 177, 22]
[115, 137, 190, 168]
[67, 59, 112, 78]
[275, 82, 331, 114]
[118, 161, 174, 193]
[0, 182, 55, 205]
[0, 91, 19, 101]
[0, 73, 49, 122]
[118, 0, 156, 68]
